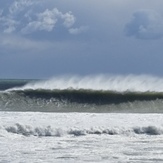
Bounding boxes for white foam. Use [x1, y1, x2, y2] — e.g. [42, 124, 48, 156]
[1, 112, 163, 137]
[8, 74, 163, 92]
[1, 112, 163, 162]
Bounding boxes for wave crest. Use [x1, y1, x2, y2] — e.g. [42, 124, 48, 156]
[5, 123, 163, 137]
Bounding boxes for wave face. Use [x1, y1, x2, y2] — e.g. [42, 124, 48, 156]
[1, 75, 163, 113]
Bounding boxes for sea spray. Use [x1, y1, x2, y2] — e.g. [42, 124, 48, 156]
[7, 74, 163, 92]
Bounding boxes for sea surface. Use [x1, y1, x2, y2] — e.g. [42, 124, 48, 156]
[1, 75, 163, 162]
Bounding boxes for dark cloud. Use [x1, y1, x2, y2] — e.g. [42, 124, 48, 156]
[125, 10, 163, 40]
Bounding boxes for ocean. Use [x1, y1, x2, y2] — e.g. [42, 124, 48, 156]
[1, 75, 163, 162]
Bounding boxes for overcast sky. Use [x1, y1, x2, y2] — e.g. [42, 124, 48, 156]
[1, 0, 163, 79]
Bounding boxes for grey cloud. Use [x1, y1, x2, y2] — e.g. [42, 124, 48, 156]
[125, 10, 163, 40]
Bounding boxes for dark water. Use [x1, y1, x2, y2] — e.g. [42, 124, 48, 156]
[10, 89, 163, 104]
[0, 79, 35, 90]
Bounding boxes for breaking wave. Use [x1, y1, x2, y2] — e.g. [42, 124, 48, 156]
[1, 89, 163, 112]
[4, 123, 163, 137]
[1, 74, 163, 113]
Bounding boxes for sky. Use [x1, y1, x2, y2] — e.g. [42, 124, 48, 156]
[1, 0, 163, 79]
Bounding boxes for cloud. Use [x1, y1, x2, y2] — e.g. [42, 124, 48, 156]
[0, 0, 34, 34]
[69, 26, 89, 34]
[21, 8, 76, 34]
[0, 1, 80, 36]
[0, 17, 18, 33]
[21, 8, 59, 34]
[124, 10, 163, 40]
[61, 11, 76, 28]
[9, 0, 34, 14]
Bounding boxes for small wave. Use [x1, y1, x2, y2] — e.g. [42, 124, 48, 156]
[5, 123, 64, 137]
[4, 123, 163, 137]
[133, 126, 162, 135]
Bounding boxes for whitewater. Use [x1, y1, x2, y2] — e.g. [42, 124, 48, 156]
[1, 75, 163, 162]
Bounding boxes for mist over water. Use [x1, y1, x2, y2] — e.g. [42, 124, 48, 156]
[8, 74, 163, 92]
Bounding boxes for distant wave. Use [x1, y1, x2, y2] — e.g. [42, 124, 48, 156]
[5, 123, 163, 137]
